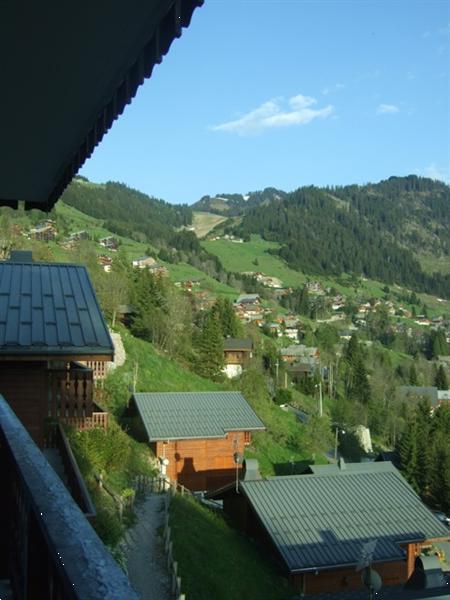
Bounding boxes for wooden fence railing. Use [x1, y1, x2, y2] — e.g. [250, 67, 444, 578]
[163, 492, 186, 600]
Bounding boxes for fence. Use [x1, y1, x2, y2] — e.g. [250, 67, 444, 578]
[163, 492, 186, 600]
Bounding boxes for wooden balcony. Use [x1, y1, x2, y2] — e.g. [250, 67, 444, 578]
[47, 362, 108, 430]
[47, 361, 94, 419]
[0, 394, 138, 599]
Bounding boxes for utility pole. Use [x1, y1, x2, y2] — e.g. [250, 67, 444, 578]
[315, 382, 323, 417]
[133, 361, 139, 393]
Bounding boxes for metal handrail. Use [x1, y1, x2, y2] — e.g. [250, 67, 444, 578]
[0, 394, 138, 600]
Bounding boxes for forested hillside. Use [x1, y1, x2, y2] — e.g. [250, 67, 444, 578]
[230, 176, 450, 297]
[62, 177, 193, 246]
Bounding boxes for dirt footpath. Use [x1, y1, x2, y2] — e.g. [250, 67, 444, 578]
[122, 494, 171, 600]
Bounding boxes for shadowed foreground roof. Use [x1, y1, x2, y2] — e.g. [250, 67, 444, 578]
[132, 391, 266, 441]
[0, 260, 113, 357]
[0, 0, 203, 210]
[213, 462, 450, 573]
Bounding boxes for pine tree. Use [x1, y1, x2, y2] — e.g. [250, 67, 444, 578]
[429, 433, 450, 512]
[415, 400, 432, 491]
[399, 419, 419, 491]
[350, 355, 371, 405]
[345, 333, 359, 365]
[217, 298, 242, 338]
[434, 364, 448, 390]
[196, 310, 224, 379]
[409, 364, 418, 386]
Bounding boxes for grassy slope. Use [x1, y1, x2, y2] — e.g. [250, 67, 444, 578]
[202, 233, 450, 316]
[192, 211, 228, 238]
[170, 495, 296, 600]
[53, 203, 239, 299]
[108, 328, 319, 475]
[202, 234, 390, 298]
[108, 326, 221, 399]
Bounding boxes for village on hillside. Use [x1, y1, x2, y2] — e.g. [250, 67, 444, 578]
[1, 2, 449, 599]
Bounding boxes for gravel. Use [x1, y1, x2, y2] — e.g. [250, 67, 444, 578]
[122, 495, 171, 600]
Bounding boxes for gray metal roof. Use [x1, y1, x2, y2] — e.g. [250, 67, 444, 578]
[239, 464, 450, 573]
[132, 391, 266, 441]
[0, 260, 113, 357]
[398, 386, 438, 406]
[223, 338, 253, 351]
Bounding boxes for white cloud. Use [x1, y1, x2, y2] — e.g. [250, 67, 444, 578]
[322, 83, 345, 96]
[211, 94, 334, 136]
[438, 24, 450, 36]
[424, 163, 449, 182]
[376, 103, 400, 115]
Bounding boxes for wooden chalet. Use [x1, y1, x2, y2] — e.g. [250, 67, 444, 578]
[0, 252, 114, 447]
[29, 221, 57, 242]
[98, 236, 119, 251]
[280, 344, 320, 365]
[132, 255, 156, 269]
[208, 460, 450, 595]
[223, 337, 253, 378]
[126, 391, 265, 491]
[0, 0, 203, 596]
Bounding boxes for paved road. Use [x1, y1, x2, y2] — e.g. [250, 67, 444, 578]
[122, 494, 171, 600]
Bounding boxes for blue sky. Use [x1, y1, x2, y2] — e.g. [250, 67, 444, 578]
[81, 0, 450, 204]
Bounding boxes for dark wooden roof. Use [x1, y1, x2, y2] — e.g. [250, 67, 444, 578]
[0, 258, 113, 358]
[0, 0, 203, 210]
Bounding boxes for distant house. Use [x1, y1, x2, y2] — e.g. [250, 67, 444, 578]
[234, 296, 264, 323]
[236, 293, 261, 305]
[208, 460, 450, 595]
[98, 236, 119, 251]
[68, 230, 89, 242]
[286, 359, 316, 381]
[29, 220, 57, 241]
[397, 386, 450, 408]
[132, 255, 156, 269]
[223, 338, 253, 378]
[280, 345, 319, 365]
[126, 392, 265, 491]
[338, 329, 354, 341]
[97, 254, 113, 272]
[305, 280, 325, 295]
[147, 263, 169, 278]
[175, 278, 202, 292]
[283, 318, 300, 342]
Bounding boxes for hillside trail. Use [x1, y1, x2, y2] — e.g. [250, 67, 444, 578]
[122, 493, 171, 600]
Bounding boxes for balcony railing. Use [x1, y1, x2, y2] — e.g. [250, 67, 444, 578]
[45, 423, 96, 522]
[0, 394, 138, 600]
[47, 362, 94, 419]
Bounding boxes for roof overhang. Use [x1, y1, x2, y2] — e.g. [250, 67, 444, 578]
[0, 0, 203, 211]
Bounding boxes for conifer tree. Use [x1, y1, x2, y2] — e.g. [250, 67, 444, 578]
[399, 418, 419, 491]
[434, 364, 448, 390]
[196, 309, 224, 379]
[415, 400, 432, 491]
[409, 363, 418, 386]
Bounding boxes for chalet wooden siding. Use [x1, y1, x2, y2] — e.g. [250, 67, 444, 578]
[131, 391, 265, 491]
[0, 362, 47, 446]
[154, 431, 249, 491]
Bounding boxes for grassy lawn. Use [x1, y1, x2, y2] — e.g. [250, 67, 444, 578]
[169, 495, 297, 600]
